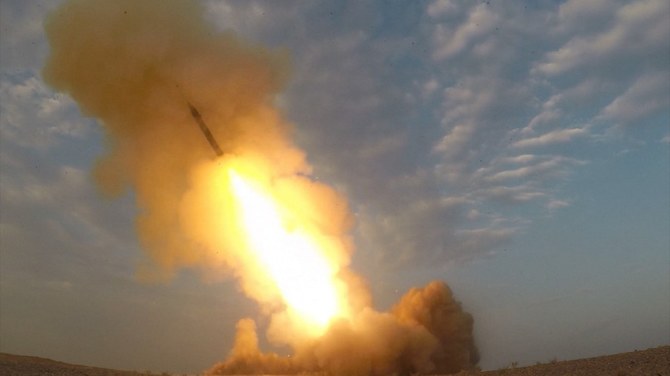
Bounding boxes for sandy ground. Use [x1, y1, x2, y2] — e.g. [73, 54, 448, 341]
[457, 346, 669, 376]
[0, 346, 668, 375]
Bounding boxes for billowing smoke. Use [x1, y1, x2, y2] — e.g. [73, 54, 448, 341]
[212, 281, 478, 375]
[43, 0, 478, 374]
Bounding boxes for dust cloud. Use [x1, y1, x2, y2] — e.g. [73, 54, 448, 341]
[211, 281, 478, 375]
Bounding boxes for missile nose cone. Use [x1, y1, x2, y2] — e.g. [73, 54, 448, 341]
[187, 102, 200, 118]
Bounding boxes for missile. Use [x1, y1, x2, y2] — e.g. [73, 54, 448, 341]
[188, 102, 223, 157]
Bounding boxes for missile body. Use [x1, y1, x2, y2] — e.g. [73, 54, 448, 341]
[188, 102, 223, 157]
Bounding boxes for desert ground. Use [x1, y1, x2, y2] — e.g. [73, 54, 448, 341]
[0, 346, 668, 376]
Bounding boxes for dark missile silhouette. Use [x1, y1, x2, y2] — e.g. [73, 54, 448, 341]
[188, 102, 223, 157]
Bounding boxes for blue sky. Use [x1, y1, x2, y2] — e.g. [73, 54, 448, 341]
[0, 0, 668, 373]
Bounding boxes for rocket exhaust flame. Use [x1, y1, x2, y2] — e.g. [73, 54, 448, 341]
[228, 169, 346, 334]
[188, 100, 348, 333]
[188, 101, 347, 333]
[42, 0, 479, 374]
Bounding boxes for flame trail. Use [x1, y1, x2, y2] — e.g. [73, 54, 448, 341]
[43, 0, 479, 374]
[228, 168, 348, 334]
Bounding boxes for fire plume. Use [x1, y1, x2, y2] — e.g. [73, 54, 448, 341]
[228, 169, 346, 334]
[42, 0, 479, 374]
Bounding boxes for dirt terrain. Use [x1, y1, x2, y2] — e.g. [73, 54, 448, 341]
[459, 346, 669, 376]
[0, 346, 668, 376]
[0, 353, 151, 376]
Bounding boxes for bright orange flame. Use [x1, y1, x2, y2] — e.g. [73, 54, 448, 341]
[228, 169, 344, 334]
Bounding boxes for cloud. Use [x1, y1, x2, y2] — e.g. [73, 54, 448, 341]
[465, 153, 584, 211]
[0, 0, 60, 71]
[532, 0, 669, 136]
[475, 185, 545, 204]
[432, 5, 499, 60]
[512, 128, 588, 149]
[203, 0, 311, 44]
[521, 79, 610, 135]
[536, 0, 669, 76]
[547, 199, 570, 210]
[556, 0, 622, 35]
[497, 154, 537, 165]
[599, 71, 670, 125]
[0, 149, 135, 270]
[485, 157, 569, 183]
[0, 75, 91, 150]
[434, 76, 531, 180]
[426, 0, 459, 19]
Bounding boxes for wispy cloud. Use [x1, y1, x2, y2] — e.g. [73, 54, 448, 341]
[537, 0, 669, 76]
[599, 71, 670, 125]
[513, 128, 588, 149]
[485, 157, 569, 183]
[0, 75, 91, 150]
[547, 199, 571, 210]
[426, 0, 459, 19]
[432, 4, 499, 60]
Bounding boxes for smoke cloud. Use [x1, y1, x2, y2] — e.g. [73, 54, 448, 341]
[211, 281, 478, 375]
[43, 0, 478, 374]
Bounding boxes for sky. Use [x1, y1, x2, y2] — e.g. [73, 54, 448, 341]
[0, 0, 668, 374]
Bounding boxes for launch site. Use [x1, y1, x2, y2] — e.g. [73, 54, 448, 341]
[0, 1, 668, 375]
